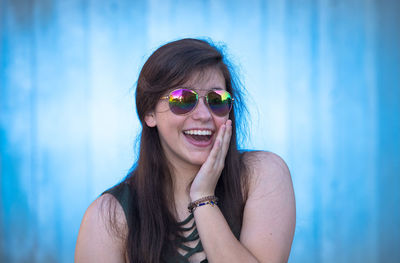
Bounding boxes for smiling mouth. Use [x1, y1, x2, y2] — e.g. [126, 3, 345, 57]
[183, 130, 213, 142]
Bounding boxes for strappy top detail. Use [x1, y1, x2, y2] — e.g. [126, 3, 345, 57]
[104, 183, 208, 263]
[175, 213, 207, 262]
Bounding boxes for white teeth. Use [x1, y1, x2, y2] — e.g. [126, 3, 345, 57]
[184, 130, 212, 135]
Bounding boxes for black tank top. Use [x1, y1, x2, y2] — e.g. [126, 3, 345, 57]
[104, 182, 208, 263]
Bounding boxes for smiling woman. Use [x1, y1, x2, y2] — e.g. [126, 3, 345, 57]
[74, 38, 296, 263]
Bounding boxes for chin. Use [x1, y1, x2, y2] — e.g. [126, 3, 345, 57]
[187, 153, 209, 166]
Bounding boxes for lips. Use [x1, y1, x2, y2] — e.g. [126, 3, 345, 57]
[183, 129, 214, 147]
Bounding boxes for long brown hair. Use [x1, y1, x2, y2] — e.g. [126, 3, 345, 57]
[120, 38, 248, 262]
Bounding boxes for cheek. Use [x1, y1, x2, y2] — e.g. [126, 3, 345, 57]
[155, 111, 185, 135]
[155, 101, 170, 113]
[214, 116, 229, 130]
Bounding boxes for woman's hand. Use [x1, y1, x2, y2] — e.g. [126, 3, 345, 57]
[189, 119, 232, 201]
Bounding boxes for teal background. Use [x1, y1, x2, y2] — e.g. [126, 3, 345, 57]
[1, 0, 399, 262]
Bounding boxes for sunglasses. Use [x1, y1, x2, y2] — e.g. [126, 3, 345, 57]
[160, 88, 234, 116]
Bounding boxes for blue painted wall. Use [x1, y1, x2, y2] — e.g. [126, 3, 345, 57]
[1, 0, 399, 262]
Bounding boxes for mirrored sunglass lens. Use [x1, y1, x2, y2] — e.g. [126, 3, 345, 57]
[169, 89, 197, 114]
[207, 90, 232, 116]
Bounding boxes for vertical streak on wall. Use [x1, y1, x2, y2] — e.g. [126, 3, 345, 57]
[317, 0, 334, 261]
[0, 2, 9, 261]
[260, 0, 288, 155]
[377, 0, 400, 262]
[363, 0, 378, 261]
[257, 0, 269, 151]
[1, 0, 37, 261]
[56, 1, 93, 261]
[0, 0, 6, 260]
[310, 1, 322, 261]
[28, 0, 39, 261]
[285, 0, 320, 262]
[82, 0, 92, 218]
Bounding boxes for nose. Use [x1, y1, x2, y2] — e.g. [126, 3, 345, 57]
[191, 97, 212, 121]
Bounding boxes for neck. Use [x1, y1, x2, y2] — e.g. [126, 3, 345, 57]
[171, 163, 199, 196]
[168, 161, 200, 213]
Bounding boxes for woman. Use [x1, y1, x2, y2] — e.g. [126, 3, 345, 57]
[75, 38, 295, 263]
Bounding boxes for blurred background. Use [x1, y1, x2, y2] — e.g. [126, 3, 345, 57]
[1, 0, 399, 262]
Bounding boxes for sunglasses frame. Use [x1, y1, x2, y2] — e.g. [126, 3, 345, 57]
[160, 88, 234, 116]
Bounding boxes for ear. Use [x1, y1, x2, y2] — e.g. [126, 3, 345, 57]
[144, 111, 157, 127]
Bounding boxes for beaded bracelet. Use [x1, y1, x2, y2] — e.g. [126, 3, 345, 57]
[188, 196, 219, 213]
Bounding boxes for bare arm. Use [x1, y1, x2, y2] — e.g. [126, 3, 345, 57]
[240, 151, 296, 262]
[191, 120, 296, 262]
[75, 194, 127, 263]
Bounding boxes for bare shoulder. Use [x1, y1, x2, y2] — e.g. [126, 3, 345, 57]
[242, 151, 291, 194]
[240, 151, 295, 263]
[75, 194, 127, 263]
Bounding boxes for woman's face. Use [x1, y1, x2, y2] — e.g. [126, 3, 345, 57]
[145, 67, 230, 168]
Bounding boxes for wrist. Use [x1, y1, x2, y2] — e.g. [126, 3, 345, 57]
[188, 195, 219, 213]
[190, 192, 215, 202]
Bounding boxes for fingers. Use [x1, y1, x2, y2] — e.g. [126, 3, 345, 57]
[211, 123, 225, 159]
[221, 120, 232, 151]
[200, 119, 232, 173]
[217, 119, 232, 167]
[201, 123, 224, 170]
